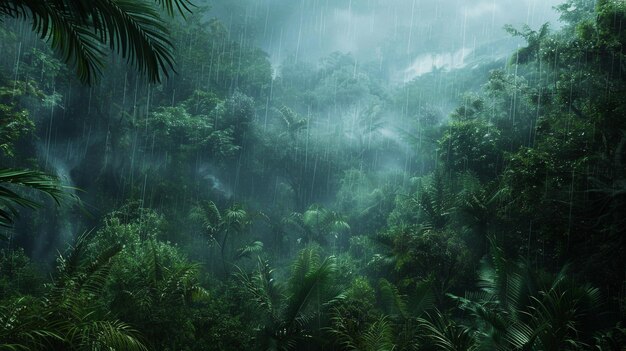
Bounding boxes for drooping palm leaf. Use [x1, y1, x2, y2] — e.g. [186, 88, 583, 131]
[0, 0, 193, 84]
[450, 241, 604, 351]
[0, 168, 75, 229]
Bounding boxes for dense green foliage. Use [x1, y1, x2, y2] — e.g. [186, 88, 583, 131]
[1, 0, 625, 350]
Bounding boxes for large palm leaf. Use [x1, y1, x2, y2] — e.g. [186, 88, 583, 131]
[0, 168, 74, 230]
[0, 0, 193, 84]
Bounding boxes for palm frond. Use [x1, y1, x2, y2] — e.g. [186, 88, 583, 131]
[235, 240, 264, 260]
[0, 0, 194, 84]
[362, 316, 395, 351]
[66, 320, 147, 351]
[284, 251, 337, 327]
[408, 278, 436, 316]
[0, 168, 75, 228]
[378, 278, 407, 319]
[154, 0, 194, 16]
[0, 298, 63, 350]
[0, 232, 148, 351]
[190, 200, 222, 236]
[224, 203, 250, 232]
[418, 310, 476, 351]
[238, 257, 282, 319]
[241, 249, 343, 351]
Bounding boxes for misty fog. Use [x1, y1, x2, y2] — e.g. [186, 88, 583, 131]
[1, 0, 624, 350]
[213, 0, 562, 79]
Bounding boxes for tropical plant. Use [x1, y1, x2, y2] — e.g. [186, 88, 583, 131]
[239, 248, 344, 351]
[0, 168, 74, 230]
[283, 204, 350, 246]
[235, 240, 264, 261]
[448, 242, 602, 351]
[378, 224, 472, 301]
[0, 78, 37, 158]
[110, 242, 207, 348]
[0, 0, 193, 84]
[378, 278, 436, 320]
[394, 172, 454, 230]
[455, 176, 505, 256]
[138, 103, 241, 163]
[277, 105, 307, 140]
[329, 315, 395, 351]
[417, 310, 476, 351]
[0, 232, 147, 350]
[0, 0, 194, 234]
[438, 117, 502, 181]
[88, 206, 209, 349]
[0, 248, 43, 298]
[325, 276, 436, 351]
[190, 200, 252, 273]
[504, 23, 551, 65]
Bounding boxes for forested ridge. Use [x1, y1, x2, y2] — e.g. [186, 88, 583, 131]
[0, 0, 625, 350]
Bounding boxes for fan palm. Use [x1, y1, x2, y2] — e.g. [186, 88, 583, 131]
[0, 0, 193, 84]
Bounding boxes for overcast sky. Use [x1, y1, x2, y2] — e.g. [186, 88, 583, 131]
[211, 0, 566, 78]
[251, 1, 559, 55]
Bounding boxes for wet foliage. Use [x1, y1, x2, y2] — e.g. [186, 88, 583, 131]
[0, 0, 625, 350]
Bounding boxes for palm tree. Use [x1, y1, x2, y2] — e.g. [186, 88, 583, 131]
[0, 0, 192, 84]
[190, 200, 252, 273]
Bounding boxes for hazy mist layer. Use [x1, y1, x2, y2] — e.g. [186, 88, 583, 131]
[211, 0, 563, 80]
